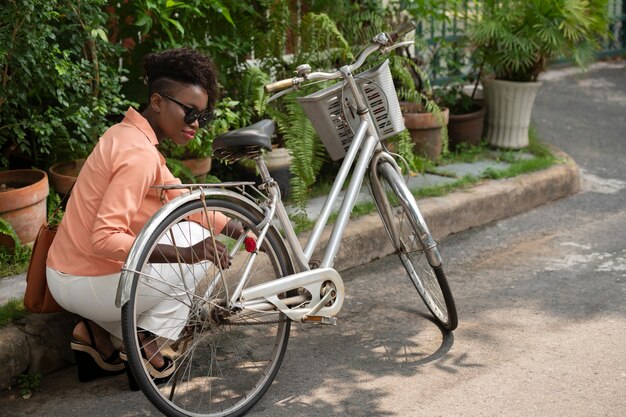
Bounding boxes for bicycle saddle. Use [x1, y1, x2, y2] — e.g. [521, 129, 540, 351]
[212, 119, 275, 163]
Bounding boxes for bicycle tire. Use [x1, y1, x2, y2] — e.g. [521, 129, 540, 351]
[121, 198, 293, 417]
[374, 161, 458, 330]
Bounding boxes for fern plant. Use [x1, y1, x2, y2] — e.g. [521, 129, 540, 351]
[236, 65, 271, 128]
[0, 218, 19, 249]
[267, 94, 327, 221]
[0, 218, 32, 278]
[468, 0, 610, 82]
[339, 6, 390, 47]
[299, 13, 353, 65]
[387, 130, 432, 174]
[259, 12, 354, 213]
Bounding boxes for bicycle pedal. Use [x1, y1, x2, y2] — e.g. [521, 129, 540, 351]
[302, 315, 337, 325]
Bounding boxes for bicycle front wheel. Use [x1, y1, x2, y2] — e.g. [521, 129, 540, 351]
[121, 198, 293, 417]
[375, 161, 458, 330]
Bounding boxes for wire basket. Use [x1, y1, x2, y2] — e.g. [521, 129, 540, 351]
[297, 59, 405, 161]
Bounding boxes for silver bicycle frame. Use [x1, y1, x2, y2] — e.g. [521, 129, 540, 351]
[273, 64, 389, 271]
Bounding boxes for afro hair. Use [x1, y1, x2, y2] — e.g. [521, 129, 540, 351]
[144, 47, 219, 113]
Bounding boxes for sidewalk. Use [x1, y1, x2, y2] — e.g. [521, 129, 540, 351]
[0, 147, 580, 390]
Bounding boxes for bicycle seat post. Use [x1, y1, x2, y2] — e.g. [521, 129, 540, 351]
[254, 156, 280, 196]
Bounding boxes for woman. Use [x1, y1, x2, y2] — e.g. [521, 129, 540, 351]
[46, 48, 247, 387]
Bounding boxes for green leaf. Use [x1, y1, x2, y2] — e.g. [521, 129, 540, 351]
[164, 17, 185, 36]
[96, 28, 108, 42]
[0, 218, 20, 248]
[135, 13, 152, 29]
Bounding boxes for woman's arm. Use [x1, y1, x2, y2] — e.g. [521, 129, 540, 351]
[147, 218, 260, 268]
[149, 238, 230, 269]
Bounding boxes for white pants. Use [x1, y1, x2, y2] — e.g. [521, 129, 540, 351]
[47, 222, 211, 341]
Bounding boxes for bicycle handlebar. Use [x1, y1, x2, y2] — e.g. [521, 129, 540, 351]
[265, 77, 303, 94]
[264, 20, 416, 94]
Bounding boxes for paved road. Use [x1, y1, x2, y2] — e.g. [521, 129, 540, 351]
[248, 60, 626, 416]
[1, 62, 625, 416]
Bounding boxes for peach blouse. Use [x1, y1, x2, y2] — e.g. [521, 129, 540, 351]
[47, 107, 227, 276]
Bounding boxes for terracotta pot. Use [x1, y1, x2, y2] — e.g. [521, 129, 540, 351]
[448, 103, 487, 150]
[483, 79, 542, 149]
[49, 159, 85, 196]
[0, 169, 49, 246]
[181, 157, 212, 178]
[400, 103, 449, 161]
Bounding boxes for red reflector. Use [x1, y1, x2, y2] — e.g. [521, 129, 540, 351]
[244, 237, 257, 253]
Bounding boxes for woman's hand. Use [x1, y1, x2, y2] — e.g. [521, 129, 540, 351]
[189, 236, 230, 269]
[222, 219, 264, 253]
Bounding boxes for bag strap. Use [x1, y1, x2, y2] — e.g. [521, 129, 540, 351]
[48, 182, 75, 226]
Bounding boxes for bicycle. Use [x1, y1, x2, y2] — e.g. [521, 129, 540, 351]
[115, 21, 457, 417]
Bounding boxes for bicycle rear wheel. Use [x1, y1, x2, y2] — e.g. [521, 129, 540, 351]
[374, 161, 458, 330]
[121, 198, 293, 417]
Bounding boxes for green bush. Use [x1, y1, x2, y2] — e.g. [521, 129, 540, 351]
[107, 0, 239, 104]
[0, 0, 130, 169]
[107, 0, 261, 170]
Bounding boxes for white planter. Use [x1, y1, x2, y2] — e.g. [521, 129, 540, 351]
[483, 79, 542, 149]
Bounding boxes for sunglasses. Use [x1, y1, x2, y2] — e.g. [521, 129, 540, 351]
[160, 94, 212, 128]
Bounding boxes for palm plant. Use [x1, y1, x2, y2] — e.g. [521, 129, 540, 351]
[468, 0, 610, 82]
[467, 0, 611, 149]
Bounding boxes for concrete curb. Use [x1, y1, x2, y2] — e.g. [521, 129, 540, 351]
[0, 151, 579, 389]
[308, 150, 579, 272]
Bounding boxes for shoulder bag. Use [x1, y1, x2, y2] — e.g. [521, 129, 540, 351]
[23, 185, 73, 313]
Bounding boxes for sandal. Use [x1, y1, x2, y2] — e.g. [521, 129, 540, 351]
[120, 329, 176, 391]
[70, 320, 125, 383]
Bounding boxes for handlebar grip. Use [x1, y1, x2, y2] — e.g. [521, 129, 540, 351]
[264, 78, 296, 94]
[389, 20, 417, 42]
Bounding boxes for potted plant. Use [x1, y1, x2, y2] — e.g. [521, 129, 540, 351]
[398, 0, 498, 160]
[266, 92, 318, 202]
[424, 34, 487, 151]
[0, 169, 49, 247]
[159, 129, 214, 180]
[434, 82, 486, 151]
[48, 159, 86, 196]
[394, 53, 449, 162]
[229, 65, 298, 200]
[468, 0, 610, 148]
[399, 98, 449, 161]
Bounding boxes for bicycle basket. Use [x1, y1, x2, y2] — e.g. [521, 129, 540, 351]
[297, 59, 404, 161]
